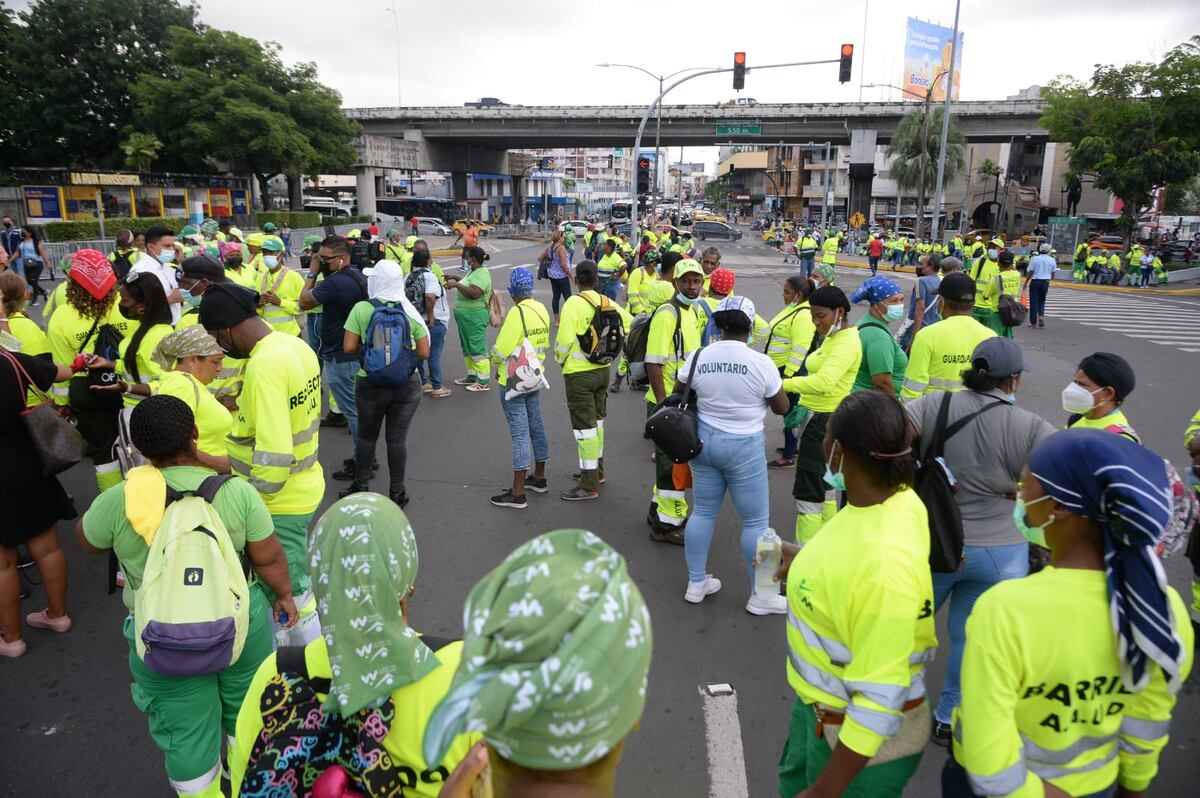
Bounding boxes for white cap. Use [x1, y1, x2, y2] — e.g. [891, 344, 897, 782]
[715, 295, 756, 323]
[1039, 243, 1051, 253]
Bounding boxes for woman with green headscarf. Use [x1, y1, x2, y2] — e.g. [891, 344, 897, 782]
[229, 493, 479, 798]
[425, 529, 654, 798]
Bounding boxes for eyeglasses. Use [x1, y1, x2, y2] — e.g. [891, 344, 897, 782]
[317, 254, 344, 266]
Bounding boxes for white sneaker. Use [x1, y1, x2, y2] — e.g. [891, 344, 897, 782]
[745, 593, 788, 615]
[684, 575, 722, 604]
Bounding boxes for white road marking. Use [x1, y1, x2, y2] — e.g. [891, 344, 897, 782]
[700, 684, 750, 798]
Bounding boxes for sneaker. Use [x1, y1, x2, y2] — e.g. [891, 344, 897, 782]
[560, 487, 599, 502]
[453, 376, 478, 386]
[524, 476, 549, 493]
[570, 472, 606, 485]
[1038, 319, 1045, 328]
[745, 594, 788, 616]
[320, 412, 347, 428]
[609, 376, 623, 393]
[431, 387, 452, 398]
[684, 575, 722, 604]
[0, 634, 27, 658]
[338, 482, 369, 499]
[931, 720, 951, 747]
[390, 492, 410, 509]
[422, 383, 434, 394]
[465, 382, 491, 392]
[25, 609, 72, 633]
[490, 490, 527, 509]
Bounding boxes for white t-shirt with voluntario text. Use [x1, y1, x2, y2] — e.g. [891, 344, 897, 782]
[678, 339, 783, 435]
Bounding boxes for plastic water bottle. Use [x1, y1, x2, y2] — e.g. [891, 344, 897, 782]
[273, 612, 291, 649]
[754, 528, 782, 599]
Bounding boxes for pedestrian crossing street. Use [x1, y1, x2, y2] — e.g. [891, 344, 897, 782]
[1043, 290, 1200, 354]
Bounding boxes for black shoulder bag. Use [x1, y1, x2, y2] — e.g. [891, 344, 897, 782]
[644, 346, 704, 463]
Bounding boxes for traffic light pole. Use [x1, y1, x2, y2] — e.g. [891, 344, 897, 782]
[629, 57, 839, 233]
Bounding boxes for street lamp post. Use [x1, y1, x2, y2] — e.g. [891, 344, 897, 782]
[597, 63, 712, 219]
[930, 0, 962, 245]
[384, 5, 402, 106]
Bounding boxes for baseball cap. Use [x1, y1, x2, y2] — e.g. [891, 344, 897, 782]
[387, 227, 400, 238]
[260, 238, 284, 253]
[989, 237, 1004, 248]
[179, 254, 225, 282]
[674, 259, 703, 279]
[1039, 243, 1051, 253]
[227, 227, 244, 241]
[262, 222, 278, 233]
[302, 235, 321, 249]
[405, 235, 418, 248]
[937, 272, 976, 303]
[716, 295, 756, 323]
[223, 242, 243, 257]
[972, 337, 1030, 377]
[179, 225, 199, 237]
[245, 232, 265, 248]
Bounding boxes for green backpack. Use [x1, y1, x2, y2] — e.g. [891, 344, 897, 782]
[133, 474, 250, 677]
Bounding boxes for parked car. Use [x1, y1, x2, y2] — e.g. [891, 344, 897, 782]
[452, 219, 493, 235]
[693, 221, 742, 241]
[418, 219, 453, 236]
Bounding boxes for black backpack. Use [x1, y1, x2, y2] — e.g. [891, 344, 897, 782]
[577, 293, 625, 365]
[110, 249, 134, 280]
[914, 393, 1007, 572]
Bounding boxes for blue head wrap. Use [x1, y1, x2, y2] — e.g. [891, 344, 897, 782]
[1028, 429, 1189, 691]
[508, 267, 534, 296]
[849, 275, 902, 305]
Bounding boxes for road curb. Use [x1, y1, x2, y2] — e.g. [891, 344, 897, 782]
[829, 256, 1200, 296]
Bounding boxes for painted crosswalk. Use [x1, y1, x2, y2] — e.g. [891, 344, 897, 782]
[1043, 289, 1200, 354]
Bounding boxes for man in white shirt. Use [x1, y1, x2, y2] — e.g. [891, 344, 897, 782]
[1023, 243, 1056, 329]
[129, 224, 183, 323]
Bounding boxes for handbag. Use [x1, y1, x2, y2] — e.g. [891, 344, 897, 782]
[913, 393, 1007, 572]
[537, 248, 552, 280]
[2, 349, 85, 476]
[644, 346, 704, 464]
[996, 275, 1028, 327]
[488, 290, 504, 327]
[503, 304, 550, 400]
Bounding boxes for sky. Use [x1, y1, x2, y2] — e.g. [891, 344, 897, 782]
[12, 0, 1200, 172]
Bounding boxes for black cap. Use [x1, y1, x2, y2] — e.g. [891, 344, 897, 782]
[198, 283, 259, 331]
[938, 272, 976, 304]
[179, 254, 226, 283]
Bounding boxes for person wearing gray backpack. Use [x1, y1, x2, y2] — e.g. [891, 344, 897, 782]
[78, 395, 297, 798]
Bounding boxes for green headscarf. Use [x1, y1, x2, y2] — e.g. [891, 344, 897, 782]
[423, 529, 652, 772]
[310, 493, 438, 716]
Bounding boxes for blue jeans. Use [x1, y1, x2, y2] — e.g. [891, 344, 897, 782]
[499, 388, 549, 472]
[325, 358, 360, 442]
[931, 541, 1029, 723]
[305, 313, 323, 357]
[416, 320, 447, 389]
[684, 421, 770, 587]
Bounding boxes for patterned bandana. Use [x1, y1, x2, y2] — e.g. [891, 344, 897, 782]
[850, 275, 902, 305]
[508, 266, 534, 296]
[310, 494, 437, 716]
[423, 530, 652, 772]
[70, 249, 117, 300]
[151, 325, 224, 371]
[708, 267, 736, 296]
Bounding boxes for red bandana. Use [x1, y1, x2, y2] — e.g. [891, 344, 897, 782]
[70, 249, 117, 300]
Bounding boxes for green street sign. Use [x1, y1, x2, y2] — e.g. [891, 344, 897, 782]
[716, 122, 762, 136]
[1048, 216, 1086, 224]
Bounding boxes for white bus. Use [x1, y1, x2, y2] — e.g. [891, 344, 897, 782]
[610, 201, 632, 222]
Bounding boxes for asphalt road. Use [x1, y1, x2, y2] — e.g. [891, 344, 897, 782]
[4, 233, 1198, 797]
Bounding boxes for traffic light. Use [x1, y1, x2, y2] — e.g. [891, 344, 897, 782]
[733, 52, 746, 90]
[636, 156, 652, 195]
[839, 44, 853, 83]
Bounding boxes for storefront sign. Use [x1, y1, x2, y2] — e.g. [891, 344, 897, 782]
[69, 171, 142, 186]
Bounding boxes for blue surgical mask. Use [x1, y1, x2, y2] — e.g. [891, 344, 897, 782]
[157, 248, 176, 264]
[823, 443, 846, 492]
[180, 288, 201, 308]
[675, 292, 698, 306]
[1006, 393, 1017, 404]
[987, 248, 999, 260]
[263, 255, 279, 268]
[884, 304, 905, 323]
[1012, 494, 1054, 548]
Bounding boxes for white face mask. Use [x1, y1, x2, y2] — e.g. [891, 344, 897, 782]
[1061, 382, 1102, 414]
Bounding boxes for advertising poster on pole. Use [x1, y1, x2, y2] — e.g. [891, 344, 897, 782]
[901, 17, 963, 102]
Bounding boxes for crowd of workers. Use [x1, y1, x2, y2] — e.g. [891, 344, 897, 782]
[0, 210, 1198, 798]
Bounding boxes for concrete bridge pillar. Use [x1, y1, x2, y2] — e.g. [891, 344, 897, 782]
[356, 166, 377, 219]
[848, 129, 876, 223]
[451, 172, 469, 203]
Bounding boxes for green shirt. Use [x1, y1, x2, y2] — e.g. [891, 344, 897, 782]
[852, 316, 908, 397]
[82, 466, 274, 610]
[456, 265, 492, 310]
[345, 299, 429, 377]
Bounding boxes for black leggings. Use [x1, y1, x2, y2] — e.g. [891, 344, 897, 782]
[354, 374, 422, 496]
[550, 277, 572, 315]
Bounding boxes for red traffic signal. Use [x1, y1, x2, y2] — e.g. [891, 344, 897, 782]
[839, 44, 853, 83]
[733, 51, 746, 90]
[638, 157, 651, 170]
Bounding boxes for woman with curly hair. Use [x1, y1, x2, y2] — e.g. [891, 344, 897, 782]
[47, 250, 133, 493]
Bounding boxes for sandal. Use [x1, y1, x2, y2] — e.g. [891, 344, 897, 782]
[767, 458, 795, 469]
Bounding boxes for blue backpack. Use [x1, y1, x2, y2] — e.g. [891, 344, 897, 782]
[698, 300, 719, 346]
[361, 300, 418, 387]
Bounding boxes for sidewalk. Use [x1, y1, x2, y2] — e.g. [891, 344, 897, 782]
[830, 253, 1200, 296]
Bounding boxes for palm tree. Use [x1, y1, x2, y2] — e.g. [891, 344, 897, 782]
[886, 108, 965, 239]
[121, 132, 164, 171]
[976, 159, 1003, 229]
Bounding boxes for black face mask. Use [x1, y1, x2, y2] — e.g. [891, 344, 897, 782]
[118, 304, 140, 321]
[3, 221, 11, 229]
[215, 330, 249, 360]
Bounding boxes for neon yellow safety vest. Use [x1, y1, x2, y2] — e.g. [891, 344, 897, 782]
[763, 302, 816, 376]
[821, 237, 839, 264]
[227, 332, 323, 515]
[256, 266, 305, 336]
[782, 326, 862, 413]
[901, 315, 996, 399]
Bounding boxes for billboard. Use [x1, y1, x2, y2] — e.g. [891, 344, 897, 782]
[902, 18, 963, 102]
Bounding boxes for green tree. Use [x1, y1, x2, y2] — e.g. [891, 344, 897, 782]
[133, 27, 359, 209]
[0, 0, 198, 169]
[1041, 37, 1200, 238]
[120, 131, 164, 170]
[885, 107, 966, 239]
[705, 174, 729, 210]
